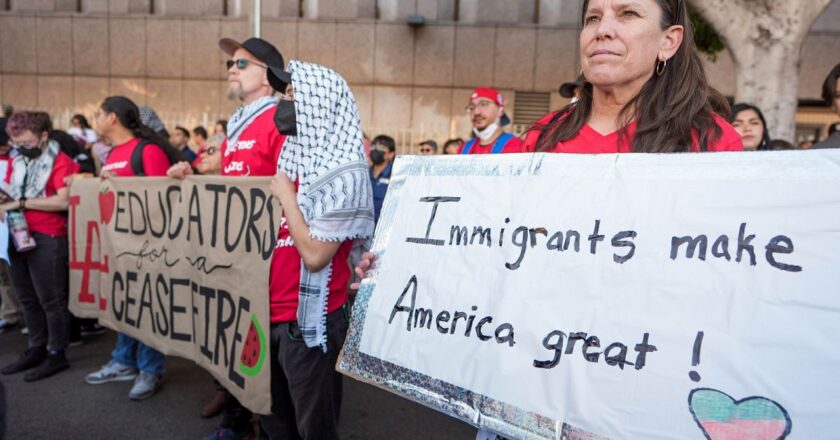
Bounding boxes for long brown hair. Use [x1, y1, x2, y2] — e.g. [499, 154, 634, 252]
[533, 0, 729, 153]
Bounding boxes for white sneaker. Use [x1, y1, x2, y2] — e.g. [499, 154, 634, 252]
[128, 371, 163, 400]
[85, 361, 139, 384]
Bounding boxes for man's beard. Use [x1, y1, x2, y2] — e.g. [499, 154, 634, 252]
[227, 82, 243, 101]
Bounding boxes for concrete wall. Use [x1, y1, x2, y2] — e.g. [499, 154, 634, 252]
[0, 0, 838, 145]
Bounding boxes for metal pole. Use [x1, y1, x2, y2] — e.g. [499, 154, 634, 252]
[252, 0, 262, 38]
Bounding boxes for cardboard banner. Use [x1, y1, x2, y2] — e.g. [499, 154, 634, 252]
[339, 151, 840, 439]
[69, 177, 278, 414]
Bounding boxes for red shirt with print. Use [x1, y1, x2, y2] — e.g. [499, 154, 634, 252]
[221, 105, 351, 323]
[269, 223, 353, 322]
[24, 152, 80, 236]
[101, 138, 171, 177]
[522, 112, 743, 153]
[221, 109, 285, 177]
[460, 134, 526, 154]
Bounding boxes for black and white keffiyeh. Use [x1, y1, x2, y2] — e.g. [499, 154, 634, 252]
[227, 95, 278, 152]
[8, 140, 60, 200]
[277, 60, 374, 352]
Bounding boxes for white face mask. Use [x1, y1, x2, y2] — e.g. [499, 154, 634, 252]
[473, 122, 499, 143]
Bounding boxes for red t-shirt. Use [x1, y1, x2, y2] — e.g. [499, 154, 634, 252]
[101, 138, 171, 177]
[523, 112, 743, 153]
[221, 109, 285, 176]
[460, 134, 526, 154]
[0, 154, 14, 184]
[23, 152, 80, 237]
[221, 105, 350, 323]
[269, 222, 353, 322]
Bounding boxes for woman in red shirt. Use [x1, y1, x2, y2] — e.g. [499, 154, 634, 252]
[353, 1, 744, 438]
[525, 0, 742, 153]
[85, 96, 178, 400]
[96, 97, 181, 177]
[0, 111, 80, 382]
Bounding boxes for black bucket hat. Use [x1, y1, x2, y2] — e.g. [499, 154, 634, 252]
[219, 37, 292, 92]
[559, 74, 585, 99]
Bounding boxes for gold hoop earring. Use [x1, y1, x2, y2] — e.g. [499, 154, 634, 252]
[656, 58, 667, 76]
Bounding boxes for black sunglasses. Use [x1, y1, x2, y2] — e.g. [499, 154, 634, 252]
[226, 58, 267, 70]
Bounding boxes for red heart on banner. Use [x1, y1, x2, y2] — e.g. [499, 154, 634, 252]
[98, 188, 115, 225]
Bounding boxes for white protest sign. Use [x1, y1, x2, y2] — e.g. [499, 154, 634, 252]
[339, 151, 840, 440]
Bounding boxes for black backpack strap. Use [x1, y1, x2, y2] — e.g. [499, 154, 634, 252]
[130, 140, 149, 176]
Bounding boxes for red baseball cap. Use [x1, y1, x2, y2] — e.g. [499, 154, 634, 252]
[469, 87, 504, 106]
[468, 87, 510, 126]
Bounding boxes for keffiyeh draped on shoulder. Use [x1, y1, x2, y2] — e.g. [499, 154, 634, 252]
[277, 60, 374, 352]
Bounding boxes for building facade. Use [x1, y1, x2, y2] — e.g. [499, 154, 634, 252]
[1, 0, 838, 151]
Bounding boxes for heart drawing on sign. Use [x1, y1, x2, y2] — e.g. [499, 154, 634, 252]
[98, 186, 115, 225]
[688, 388, 791, 440]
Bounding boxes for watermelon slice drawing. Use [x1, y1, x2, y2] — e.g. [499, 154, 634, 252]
[239, 314, 267, 377]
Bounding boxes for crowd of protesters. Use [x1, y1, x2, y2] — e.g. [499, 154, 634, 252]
[0, 0, 839, 438]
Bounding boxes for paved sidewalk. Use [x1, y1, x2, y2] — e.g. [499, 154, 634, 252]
[0, 329, 475, 439]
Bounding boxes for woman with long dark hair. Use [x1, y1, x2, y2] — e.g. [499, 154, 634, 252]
[352, 2, 745, 438]
[730, 103, 770, 151]
[94, 96, 182, 177]
[525, 0, 742, 153]
[85, 96, 173, 400]
[68, 114, 98, 148]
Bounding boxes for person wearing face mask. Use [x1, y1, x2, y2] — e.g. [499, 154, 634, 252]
[369, 135, 396, 224]
[461, 87, 524, 155]
[0, 111, 79, 382]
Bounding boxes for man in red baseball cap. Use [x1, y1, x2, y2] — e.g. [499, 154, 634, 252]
[460, 87, 524, 154]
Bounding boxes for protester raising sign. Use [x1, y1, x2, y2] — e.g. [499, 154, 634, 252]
[339, 151, 840, 439]
[68, 177, 278, 414]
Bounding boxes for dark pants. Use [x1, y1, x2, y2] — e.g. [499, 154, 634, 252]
[0, 378, 6, 440]
[260, 308, 348, 440]
[219, 389, 252, 434]
[9, 232, 70, 351]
